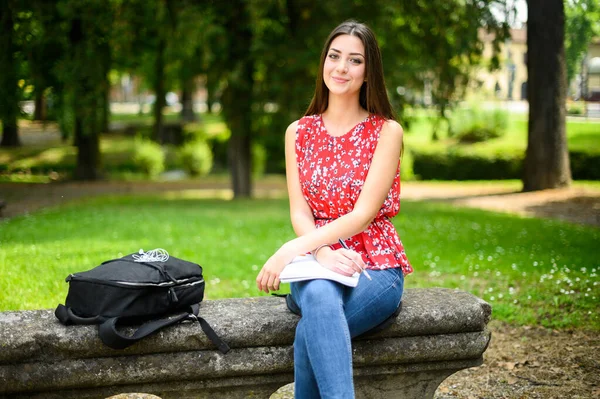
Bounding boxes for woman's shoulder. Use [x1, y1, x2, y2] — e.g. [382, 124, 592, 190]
[378, 117, 404, 139]
[298, 114, 320, 126]
[288, 115, 320, 137]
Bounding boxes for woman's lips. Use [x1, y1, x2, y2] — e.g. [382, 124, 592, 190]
[332, 76, 349, 84]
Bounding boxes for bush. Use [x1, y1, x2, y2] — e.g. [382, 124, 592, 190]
[411, 147, 600, 181]
[179, 140, 213, 177]
[132, 139, 165, 177]
[570, 150, 600, 180]
[566, 101, 585, 116]
[412, 149, 523, 180]
[252, 143, 267, 178]
[400, 148, 415, 181]
[451, 107, 508, 143]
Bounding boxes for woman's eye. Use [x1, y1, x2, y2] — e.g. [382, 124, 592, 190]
[350, 58, 363, 65]
[328, 53, 339, 60]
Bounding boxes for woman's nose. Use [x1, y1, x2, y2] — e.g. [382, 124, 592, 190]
[337, 61, 348, 73]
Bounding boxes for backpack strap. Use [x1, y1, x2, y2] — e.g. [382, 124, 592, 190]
[187, 304, 231, 354]
[97, 303, 230, 354]
[55, 304, 106, 325]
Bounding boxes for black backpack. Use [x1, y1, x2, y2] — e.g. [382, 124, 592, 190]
[55, 250, 230, 353]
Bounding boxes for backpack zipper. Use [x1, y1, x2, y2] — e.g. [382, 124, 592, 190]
[66, 274, 204, 288]
[100, 258, 181, 283]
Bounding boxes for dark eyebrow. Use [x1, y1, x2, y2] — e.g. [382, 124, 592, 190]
[329, 47, 365, 58]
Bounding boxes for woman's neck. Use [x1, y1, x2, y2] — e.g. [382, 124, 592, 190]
[323, 95, 367, 125]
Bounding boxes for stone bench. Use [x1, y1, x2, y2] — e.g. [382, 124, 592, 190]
[0, 288, 491, 399]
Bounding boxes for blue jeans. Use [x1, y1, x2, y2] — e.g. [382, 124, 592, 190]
[290, 267, 404, 399]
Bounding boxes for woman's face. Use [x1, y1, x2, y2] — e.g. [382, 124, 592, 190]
[323, 34, 366, 97]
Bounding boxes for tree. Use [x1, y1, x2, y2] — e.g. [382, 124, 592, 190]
[523, 0, 571, 191]
[381, 1, 509, 139]
[565, 0, 600, 91]
[55, 0, 115, 180]
[0, 0, 22, 147]
[211, 0, 255, 198]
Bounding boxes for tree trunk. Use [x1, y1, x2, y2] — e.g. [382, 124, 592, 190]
[68, 12, 103, 181]
[523, 0, 571, 191]
[227, 110, 252, 197]
[222, 65, 253, 198]
[180, 79, 196, 122]
[0, 1, 21, 147]
[153, 35, 166, 142]
[73, 116, 101, 180]
[220, 2, 254, 198]
[33, 90, 47, 121]
[100, 43, 111, 133]
[0, 120, 20, 147]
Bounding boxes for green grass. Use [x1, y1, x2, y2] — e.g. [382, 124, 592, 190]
[0, 194, 598, 330]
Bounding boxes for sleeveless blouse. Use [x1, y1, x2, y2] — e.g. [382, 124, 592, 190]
[295, 114, 413, 275]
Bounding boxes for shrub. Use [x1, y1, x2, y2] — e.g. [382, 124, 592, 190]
[566, 102, 585, 116]
[183, 123, 209, 142]
[400, 148, 415, 181]
[411, 147, 600, 181]
[451, 107, 508, 143]
[132, 139, 165, 177]
[570, 150, 600, 180]
[180, 140, 213, 177]
[412, 149, 523, 180]
[252, 143, 267, 178]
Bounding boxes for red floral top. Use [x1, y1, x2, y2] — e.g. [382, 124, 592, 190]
[295, 114, 413, 275]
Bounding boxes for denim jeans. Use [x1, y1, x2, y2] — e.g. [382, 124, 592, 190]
[290, 267, 404, 399]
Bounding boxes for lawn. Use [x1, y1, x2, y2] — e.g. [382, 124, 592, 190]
[0, 194, 598, 330]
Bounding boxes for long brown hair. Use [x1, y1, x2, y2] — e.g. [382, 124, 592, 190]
[305, 20, 395, 120]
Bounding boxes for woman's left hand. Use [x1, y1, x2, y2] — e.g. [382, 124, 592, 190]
[256, 244, 296, 294]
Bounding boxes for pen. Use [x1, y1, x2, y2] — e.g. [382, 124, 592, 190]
[338, 239, 372, 280]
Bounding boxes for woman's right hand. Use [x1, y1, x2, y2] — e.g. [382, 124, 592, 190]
[315, 247, 366, 276]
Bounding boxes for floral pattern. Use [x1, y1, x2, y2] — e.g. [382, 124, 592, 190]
[296, 114, 413, 275]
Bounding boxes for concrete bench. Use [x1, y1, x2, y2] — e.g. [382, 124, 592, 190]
[0, 288, 491, 399]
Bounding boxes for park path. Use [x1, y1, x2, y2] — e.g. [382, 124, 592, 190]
[4, 119, 599, 226]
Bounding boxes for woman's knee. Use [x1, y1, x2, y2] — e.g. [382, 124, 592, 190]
[294, 280, 343, 314]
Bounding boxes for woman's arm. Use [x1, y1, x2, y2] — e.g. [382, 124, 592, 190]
[256, 120, 404, 293]
[284, 121, 317, 237]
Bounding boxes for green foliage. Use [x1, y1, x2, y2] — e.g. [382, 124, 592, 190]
[252, 143, 267, 178]
[186, 120, 231, 173]
[1, 196, 598, 330]
[132, 138, 164, 177]
[0, 1, 21, 132]
[566, 101, 585, 115]
[411, 147, 600, 181]
[179, 140, 213, 177]
[570, 150, 600, 180]
[400, 149, 415, 181]
[451, 107, 508, 143]
[412, 148, 523, 180]
[565, 0, 600, 84]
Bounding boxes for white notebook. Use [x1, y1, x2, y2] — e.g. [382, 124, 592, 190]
[279, 254, 360, 287]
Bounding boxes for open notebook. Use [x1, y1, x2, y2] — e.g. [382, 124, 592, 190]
[279, 254, 360, 287]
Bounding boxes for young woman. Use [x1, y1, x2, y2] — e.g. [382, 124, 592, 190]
[256, 20, 413, 398]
